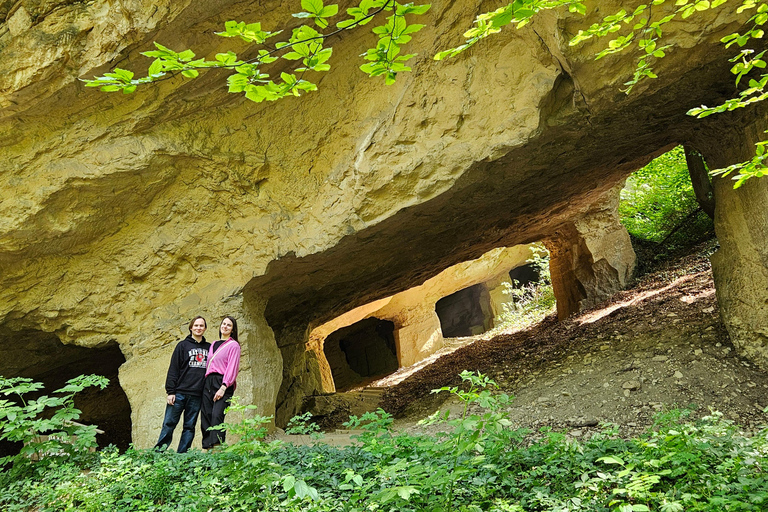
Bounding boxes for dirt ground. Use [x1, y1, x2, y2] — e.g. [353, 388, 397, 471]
[318, 241, 768, 439]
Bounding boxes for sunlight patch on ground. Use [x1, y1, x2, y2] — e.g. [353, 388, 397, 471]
[680, 288, 716, 304]
[577, 273, 700, 325]
[367, 340, 475, 388]
[369, 315, 552, 388]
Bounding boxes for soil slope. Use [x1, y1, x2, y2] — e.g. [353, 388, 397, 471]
[378, 242, 768, 438]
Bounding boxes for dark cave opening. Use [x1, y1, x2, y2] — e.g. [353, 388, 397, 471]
[0, 330, 132, 457]
[322, 318, 398, 392]
[435, 283, 493, 338]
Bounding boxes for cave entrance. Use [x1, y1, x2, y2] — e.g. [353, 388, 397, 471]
[509, 262, 541, 288]
[0, 330, 132, 455]
[322, 318, 398, 392]
[435, 283, 493, 338]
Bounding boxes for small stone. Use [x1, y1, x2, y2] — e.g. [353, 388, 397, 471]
[702, 307, 715, 313]
[569, 430, 583, 437]
[600, 345, 611, 351]
[652, 355, 669, 362]
[569, 417, 599, 427]
[694, 349, 703, 356]
[623, 389, 631, 397]
[622, 380, 641, 391]
[561, 391, 572, 397]
[666, 312, 678, 317]
[674, 371, 683, 379]
[603, 382, 610, 388]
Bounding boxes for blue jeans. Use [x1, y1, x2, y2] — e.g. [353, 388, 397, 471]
[154, 392, 201, 453]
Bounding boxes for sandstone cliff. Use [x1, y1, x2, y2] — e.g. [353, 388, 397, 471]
[1, 0, 766, 446]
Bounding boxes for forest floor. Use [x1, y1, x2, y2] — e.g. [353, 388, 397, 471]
[317, 240, 768, 440]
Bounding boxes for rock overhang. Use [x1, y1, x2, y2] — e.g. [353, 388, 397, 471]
[1, 0, 767, 440]
[0, 0, 754, 335]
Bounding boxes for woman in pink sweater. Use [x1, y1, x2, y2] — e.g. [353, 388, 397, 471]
[200, 316, 241, 449]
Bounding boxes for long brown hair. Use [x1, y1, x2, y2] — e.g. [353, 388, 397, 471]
[219, 316, 238, 341]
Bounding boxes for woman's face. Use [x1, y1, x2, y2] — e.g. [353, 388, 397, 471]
[220, 318, 234, 339]
[191, 318, 207, 337]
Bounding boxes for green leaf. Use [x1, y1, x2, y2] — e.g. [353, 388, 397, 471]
[148, 59, 163, 76]
[319, 4, 339, 17]
[177, 50, 195, 62]
[294, 479, 311, 498]
[282, 475, 296, 492]
[301, 0, 324, 14]
[598, 455, 625, 465]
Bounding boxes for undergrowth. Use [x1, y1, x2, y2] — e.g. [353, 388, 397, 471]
[2, 371, 767, 511]
[620, 146, 713, 250]
[490, 246, 556, 334]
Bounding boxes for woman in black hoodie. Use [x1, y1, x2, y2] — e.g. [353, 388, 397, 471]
[154, 316, 211, 453]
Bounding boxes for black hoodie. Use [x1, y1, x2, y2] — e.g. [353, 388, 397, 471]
[164, 335, 210, 395]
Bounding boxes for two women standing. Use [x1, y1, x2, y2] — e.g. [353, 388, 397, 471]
[154, 315, 241, 452]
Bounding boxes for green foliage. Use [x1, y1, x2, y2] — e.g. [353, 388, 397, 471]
[82, 0, 430, 101]
[285, 411, 324, 439]
[208, 395, 273, 451]
[0, 374, 108, 467]
[493, 246, 556, 333]
[619, 146, 713, 245]
[2, 373, 767, 511]
[709, 136, 768, 187]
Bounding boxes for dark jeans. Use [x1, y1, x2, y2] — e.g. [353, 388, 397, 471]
[201, 373, 234, 449]
[154, 392, 202, 453]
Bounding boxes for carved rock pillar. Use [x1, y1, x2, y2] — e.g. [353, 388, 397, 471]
[545, 185, 636, 320]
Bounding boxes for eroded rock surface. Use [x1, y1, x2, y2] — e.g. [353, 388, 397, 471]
[1, 0, 766, 445]
[694, 121, 768, 370]
[546, 184, 636, 320]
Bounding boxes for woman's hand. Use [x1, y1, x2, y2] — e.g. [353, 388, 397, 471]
[213, 385, 227, 402]
[167, 394, 176, 405]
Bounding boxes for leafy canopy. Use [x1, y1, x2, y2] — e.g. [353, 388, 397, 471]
[619, 146, 713, 244]
[82, 0, 431, 102]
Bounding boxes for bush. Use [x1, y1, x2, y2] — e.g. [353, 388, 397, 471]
[493, 246, 556, 333]
[1, 373, 766, 511]
[620, 146, 713, 248]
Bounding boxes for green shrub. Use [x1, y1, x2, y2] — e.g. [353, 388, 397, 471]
[493, 246, 556, 333]
[0, 375, 108, 467]
[1, 373, 766, 511]
[620, 146, 713, 247]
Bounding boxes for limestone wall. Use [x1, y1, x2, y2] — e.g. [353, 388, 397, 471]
[693, 116, 768, 370]
[0, 0, 764, 444]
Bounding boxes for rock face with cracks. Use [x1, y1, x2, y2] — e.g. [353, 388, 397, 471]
[1, 0, 767, 446]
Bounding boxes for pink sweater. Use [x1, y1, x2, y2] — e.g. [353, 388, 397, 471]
[205, 338, 241, 389]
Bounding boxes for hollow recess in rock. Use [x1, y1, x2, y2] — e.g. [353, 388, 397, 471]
[509, 263, 542, 288]
[322, 317, 398, 392]
[435, 284, 493, 338]
[0, 330, 132, 453]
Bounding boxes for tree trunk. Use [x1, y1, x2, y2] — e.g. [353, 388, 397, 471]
[684, 144, 716, 219]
